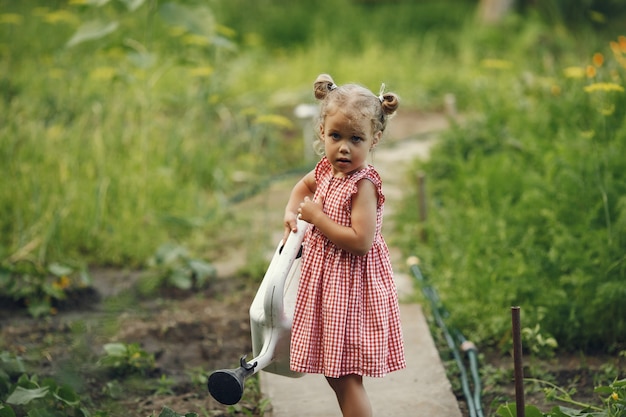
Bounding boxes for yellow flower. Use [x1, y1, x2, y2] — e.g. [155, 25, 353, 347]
[586, 65, 596, 78]
[0, 13, 23, 25]
[563, 66, 585, 79]
[592, 52, 604, 67]
[52, 275, 71, 290]
[584, 82, 625, 93]
[611, 392, 619, 401]
[550, 85, 561, 96]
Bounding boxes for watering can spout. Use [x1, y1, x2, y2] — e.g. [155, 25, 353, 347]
[208, 355, 258, 405]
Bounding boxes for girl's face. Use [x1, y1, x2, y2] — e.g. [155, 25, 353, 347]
[320, 109, 381, 177]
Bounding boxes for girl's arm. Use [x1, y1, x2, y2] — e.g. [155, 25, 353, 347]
[283, 170, 317, 242]
[299, 179, 377, 256]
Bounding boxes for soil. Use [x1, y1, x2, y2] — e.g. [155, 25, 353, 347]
[1, 110, 622, 417]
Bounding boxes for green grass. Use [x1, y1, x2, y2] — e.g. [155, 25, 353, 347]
[393, 31, 626, 351]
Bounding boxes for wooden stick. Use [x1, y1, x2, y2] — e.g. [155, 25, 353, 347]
[512, 306, 525, 417]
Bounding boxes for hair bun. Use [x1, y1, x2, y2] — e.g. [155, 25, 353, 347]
[314, 74, 336, 100]
[380, 92, 399, 116]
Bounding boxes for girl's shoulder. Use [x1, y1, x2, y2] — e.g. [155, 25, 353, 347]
[354, 164, 382, 185]
[314, 156, 333, 181]
[351, 165, 385, 207]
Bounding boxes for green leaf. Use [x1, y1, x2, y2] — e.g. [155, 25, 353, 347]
[0, 351, 26, 375]
[495, 403, 549, 417]
[0, 404, 17, 417]
[496, 403, 516, 417]
[169, 268, 192, 290]
[119, 0, 145, 11]
[6, 386, 49, 405]
[47, 263, 73, 277]
[103, 343, 128, 357]
[66, 20, 119, 48]
[85, 0, 112, 5]
[188, 260, 216, 285]
[26, 408, 62, 417]
[156, 407, 198, 417]
[159, 3, 214, 37]
[27, 299, 51, 318]
[153, 243, 188, 265]
[524, 405, 546, 417]
[53, 385, 80, 407]
[594, 386, 614, 395]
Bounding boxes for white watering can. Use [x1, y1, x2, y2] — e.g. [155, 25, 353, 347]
[208, 219, 308, 405]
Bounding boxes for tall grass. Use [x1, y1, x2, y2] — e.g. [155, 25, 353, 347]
[395, 28, 626, 351]
[0, 0, 306, 266]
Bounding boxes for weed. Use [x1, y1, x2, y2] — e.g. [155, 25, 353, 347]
[98, 342, 155, 376]
[138, 243, 216, 295]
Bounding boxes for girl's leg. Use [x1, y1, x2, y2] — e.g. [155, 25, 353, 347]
[326, 374, 372, 417]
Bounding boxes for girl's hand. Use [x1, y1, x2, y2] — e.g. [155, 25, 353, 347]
[283, 210, 298, 245]
[298, 195, 324, 224]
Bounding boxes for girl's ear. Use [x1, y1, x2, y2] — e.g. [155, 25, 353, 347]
[371, 130, 382, 150]
[319, 123, 325, 140]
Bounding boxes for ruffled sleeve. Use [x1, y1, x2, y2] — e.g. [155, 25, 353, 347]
[349, 166, 385, 208]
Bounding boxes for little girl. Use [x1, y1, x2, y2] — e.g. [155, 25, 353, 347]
[283, 74, 406, 417]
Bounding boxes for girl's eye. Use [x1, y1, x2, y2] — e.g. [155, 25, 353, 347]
[351, 136, 363, 143]
[330, 132, 341, 140]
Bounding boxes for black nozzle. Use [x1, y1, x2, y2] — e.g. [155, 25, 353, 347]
[208, 355, 257, 405]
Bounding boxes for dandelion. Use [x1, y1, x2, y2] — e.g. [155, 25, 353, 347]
[584, 82, 624, 93]
[586, 65, 596, 78]
[592, 52, 604, 67]
[611, 392, 619, 401]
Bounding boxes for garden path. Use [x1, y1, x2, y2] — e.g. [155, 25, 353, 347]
[257, 110, 463, 417]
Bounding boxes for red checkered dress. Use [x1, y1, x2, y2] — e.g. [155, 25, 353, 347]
[290, 157, 406, 378]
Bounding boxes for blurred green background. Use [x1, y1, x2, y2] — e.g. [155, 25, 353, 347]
[1, 0, 625, 352]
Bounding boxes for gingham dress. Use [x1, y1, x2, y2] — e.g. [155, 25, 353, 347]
[290, 157, 406, 378]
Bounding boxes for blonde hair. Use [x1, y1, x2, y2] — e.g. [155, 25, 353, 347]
[313, 73, 399, 140]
